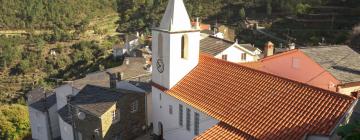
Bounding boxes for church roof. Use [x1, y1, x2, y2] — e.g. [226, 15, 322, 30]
[159, 0, 192, 31]
[159, 54, 354, 140]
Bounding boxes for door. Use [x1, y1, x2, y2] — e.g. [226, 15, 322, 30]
[158, 122, 163, 140]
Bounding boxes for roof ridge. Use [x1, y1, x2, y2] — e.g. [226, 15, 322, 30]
[200, 54, 355, 100]
[208, 35, 235, 44]
[260, 49, 299, 61]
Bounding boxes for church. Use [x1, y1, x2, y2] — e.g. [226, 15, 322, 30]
[150, 0, 357, 140]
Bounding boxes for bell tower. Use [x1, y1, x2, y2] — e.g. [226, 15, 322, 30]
[152, 0, 200, 89]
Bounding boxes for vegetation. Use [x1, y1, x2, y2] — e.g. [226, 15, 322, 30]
[0, 0, 117, 30]
[337, 121, 360, 140]
[0, 104, 30, 140]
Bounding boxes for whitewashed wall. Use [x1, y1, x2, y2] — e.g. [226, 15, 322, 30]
[215, 44, 257, 63]
[29, 107, 50, 140]
[151, 31, 200, 89]
[55, 84, 79, 110]
[49, 105, 61, 138]
[151, 87, 219, 140]
[59, 117, 74, 140]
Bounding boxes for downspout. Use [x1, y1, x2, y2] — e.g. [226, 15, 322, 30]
[44, 91, 54, 140]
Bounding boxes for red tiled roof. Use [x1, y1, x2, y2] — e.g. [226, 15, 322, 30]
[163, 54, 354, 140]
[194, 122, 256, 140]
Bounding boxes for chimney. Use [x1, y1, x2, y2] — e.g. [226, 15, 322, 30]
[351, 91, 360, 99]
[289, 43, 296, 50]
[117, 72, 124, 81]
[125, 58, 130, 65]
[196, 17, 200, 30]
[264, 41, 274, 57]
[107, 72, 117, 89]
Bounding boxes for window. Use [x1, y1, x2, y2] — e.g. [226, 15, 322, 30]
[222, 55, 227, 60]
[186, 108, 191, 131]
[169, 105, 173, 115]
[159, 93, 162, 100]
[194, 112, 200, 135]
[179, 104, 183, 126]
[241, 53, 247, 61]
[181, 35, 189, 59]
[130, 100, 138, 113]
[158, 33, 163, 59]
[112, 109, 120, 123]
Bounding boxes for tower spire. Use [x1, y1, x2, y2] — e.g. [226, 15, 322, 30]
[159, 0, 192, 31]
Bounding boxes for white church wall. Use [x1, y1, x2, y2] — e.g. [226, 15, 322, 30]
[168, 32, 200, 88]
[152, 87, 219, 140]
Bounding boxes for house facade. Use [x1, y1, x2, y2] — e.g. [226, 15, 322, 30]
[150, 0, 357, 140]
[200, 36, 261, 63]
[27, 88, 61, 140]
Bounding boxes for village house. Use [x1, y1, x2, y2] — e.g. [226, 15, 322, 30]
[59, 83, 146, 140]
[242, 43, 360, 95]
[200, 36, 261, 63]
[26, 57, 152, 140]
[150, 1, 358, 140]
[27, 88, 61, 140]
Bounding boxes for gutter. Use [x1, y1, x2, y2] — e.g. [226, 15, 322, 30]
[330, 99, 358, 135]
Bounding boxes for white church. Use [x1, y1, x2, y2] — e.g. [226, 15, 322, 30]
[150, 0, 357, 140]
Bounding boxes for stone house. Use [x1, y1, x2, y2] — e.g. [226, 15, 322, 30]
[62, 85, 146, 140]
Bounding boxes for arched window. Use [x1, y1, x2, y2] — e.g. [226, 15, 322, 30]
[158, 33, 163, 59]
[181, 35, 189, 59]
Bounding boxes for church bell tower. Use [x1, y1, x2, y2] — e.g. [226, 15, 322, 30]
[152, 0, 200, 89]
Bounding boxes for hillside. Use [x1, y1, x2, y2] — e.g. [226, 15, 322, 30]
[0, 0, 117, 30]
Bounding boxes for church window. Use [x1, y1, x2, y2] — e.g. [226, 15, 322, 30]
[179, 104, 183, 126]
[169, 105, 173, 115]
[158, 33, 163, 59]
[181, 35, 189, 59]
[186, 108, 191, 131]
[194, 112, 200, 135]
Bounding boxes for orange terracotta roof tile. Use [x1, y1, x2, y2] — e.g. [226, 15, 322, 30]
[163, 54, 354, 140]
[194, 122, 256, 140]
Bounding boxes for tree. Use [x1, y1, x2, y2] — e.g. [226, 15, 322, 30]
[0, 104, 30, 140]
[266, 0, 272, 16]
[239, 7, 246, 19]
[337, 121, 360, 140]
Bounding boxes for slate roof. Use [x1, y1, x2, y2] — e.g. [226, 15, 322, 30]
[27, 88, 57, 112]
[200, 36, 259, 56]
[161, 54, 355, 140]
[239, 44, 258, 52]
[301, 45, 360, 83]
[71, 85, 143, 117]
[127, 34, 138, 42]
[72, 57, 150, 89]
[58, 105, 72, 124]
[200, 36, 234, 56]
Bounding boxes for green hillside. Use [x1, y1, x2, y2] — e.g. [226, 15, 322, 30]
[0, 0, 117, 29]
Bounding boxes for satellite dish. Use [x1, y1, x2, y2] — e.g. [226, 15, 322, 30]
[77, 112, 86, 120]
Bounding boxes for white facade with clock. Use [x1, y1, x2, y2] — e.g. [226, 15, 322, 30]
[151, 0, 218, 140]
[151, 0, 200, 89]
